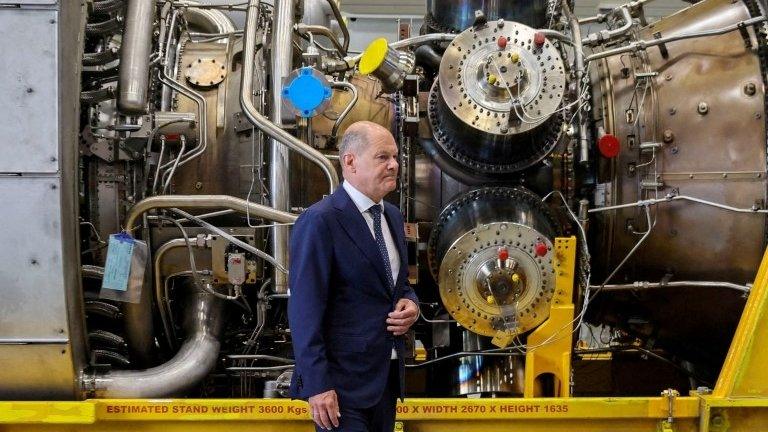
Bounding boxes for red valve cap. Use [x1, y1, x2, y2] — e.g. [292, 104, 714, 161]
[497, 36, 508, 49]
[498, 247, 509, 261]
[534, 242, 548, 257]
[534, 32, 546, 47]
[598, 134, 621, 158]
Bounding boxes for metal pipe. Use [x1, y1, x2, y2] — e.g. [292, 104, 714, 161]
[296, 23, 347, 55]
[241, 0, 339, 294]
[593, 281, 751, 294]
[322, 0, 349, 54]
[82, 265, 105, 279]
[585, 16, 767, 62]
[562, 0, 589, 165]
[414, 44, 442, 70]
[582, 6, 633, 46]
[125, 195, 298, 231]
[390, 33, 456, 49]
[153, 238, 194, 348]
[85, 290, 225, 398]
[269, 0, 295, 295]
[119, 0, 155, 113]
[329, 81, 358, 144]
[589, 194, 768, 214]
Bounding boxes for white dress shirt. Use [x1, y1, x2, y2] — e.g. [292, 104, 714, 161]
[342, 181, 400, 284]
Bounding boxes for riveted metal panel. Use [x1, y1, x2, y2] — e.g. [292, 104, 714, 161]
[0, 9, 59, 173]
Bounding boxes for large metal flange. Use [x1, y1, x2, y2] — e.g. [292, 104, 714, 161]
[439, 20, 566, 135]
[439, 222, 556, 337]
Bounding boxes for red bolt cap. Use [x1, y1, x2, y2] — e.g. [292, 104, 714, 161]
[498, 247, 509, 261]
[497, 36, 508, 49]
[598, 134, 621, 158]
[534, 32, 546, 47]
[534, 242, 548, 257]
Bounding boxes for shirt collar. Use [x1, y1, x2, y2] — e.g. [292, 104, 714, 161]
[343, 180, 383, 214]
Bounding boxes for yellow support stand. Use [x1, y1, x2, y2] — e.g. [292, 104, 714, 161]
[524, 236, 577, 398]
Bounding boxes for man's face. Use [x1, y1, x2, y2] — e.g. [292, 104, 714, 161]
[345, 130, 399, 202]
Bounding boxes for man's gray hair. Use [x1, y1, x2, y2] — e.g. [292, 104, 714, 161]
[338, 126, 369, 159]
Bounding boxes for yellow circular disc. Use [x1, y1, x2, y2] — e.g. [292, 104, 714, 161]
[359, 38, 389, 75]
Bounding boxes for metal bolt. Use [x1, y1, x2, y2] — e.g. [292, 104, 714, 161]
[26, 87, 34, 94]
[195, 181, 203, 190]
[744, 82, 757, 96]
[664, 73, 672, 81]
[697, 101, 709, 115]
[670, 146, 679, 154]
[668, 107, 676, 115]
[663, 129, 674, 143]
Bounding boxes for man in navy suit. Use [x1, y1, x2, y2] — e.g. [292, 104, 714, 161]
[288, 121, 420, 432]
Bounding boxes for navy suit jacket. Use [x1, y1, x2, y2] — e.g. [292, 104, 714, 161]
[288, 186, 419, 409]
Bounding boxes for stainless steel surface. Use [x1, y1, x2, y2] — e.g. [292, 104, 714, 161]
[0, 9, 59, 173]
[118, 0, 155, 114]
[426, 0, 548, 31]
[87, 290, 226, 398]
[427, 19, 566, 175]
[270, 0, 295, 295]
[365, 43, 415, 94]
[125, 194, 299, 231]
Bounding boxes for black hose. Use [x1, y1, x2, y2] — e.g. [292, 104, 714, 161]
[418, 137, 489, 185]
[85, 300, 124, 321]
[414, 44, 442, 70]
[92, 0, 125, 14]
[86, 16, 122, 35]
[93, 349, 131, 367]
[80, 86, 116, 105]
[89, 330, 128, 350]
[83, 49, 118, 66]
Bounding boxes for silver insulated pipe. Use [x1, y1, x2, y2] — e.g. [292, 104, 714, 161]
[118, 0, 155, 113]
[269, 0, 295, 294]
[84, 289, 225, 398]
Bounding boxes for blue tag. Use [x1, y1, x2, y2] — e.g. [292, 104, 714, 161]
[102, 233, 135, 292]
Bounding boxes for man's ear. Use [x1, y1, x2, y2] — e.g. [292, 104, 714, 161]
[342, 153, 355, 173]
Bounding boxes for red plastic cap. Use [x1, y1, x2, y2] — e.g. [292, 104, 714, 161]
[498, 247, 509, 261]
[598, 134, 621, 158]
[497, 36, 508, 49]
[534, 32, 546, 47]
[534, 242, 548, 257]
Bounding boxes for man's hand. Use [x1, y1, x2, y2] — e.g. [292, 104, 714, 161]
[387, 298, 419, 336]
[308, 389, 340, 430]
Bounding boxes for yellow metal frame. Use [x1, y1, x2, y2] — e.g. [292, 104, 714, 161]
[3, 242, 768, 431]
[524, 236, 577, 398]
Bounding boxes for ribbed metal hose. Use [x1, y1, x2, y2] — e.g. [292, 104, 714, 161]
[86, 16, 123, 35]
[92, 0, 125, 14]
[80, 87, 116, 105]
[82, 49, 119, 66]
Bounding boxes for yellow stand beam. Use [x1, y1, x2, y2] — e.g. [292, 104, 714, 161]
[524, 236, 577, 398]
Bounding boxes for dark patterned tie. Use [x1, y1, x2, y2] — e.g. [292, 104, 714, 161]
[368, 204, 395, 290]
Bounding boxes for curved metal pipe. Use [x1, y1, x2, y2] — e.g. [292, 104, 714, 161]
[418, 138, 486, 186]
[184, 4, 236, 36]
[125, 194, 298, 232]
[240, 1, 338, 194]
[296, 23, 347, 56]
[329, 81, 358, 145]
[322, 0, 349, 54]
[153, 238, 192, 348]
[390, 33, 456, 49]
[85, 290, 225, 398]
[119, 0, 155, 114]
[582, 6, 633, 46]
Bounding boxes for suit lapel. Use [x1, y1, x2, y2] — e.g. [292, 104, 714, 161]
[332, 188, 392, 295]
